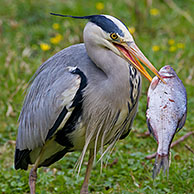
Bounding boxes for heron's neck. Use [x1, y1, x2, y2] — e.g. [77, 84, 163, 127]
[86, 44, 128, 77]
[86, 44, 131, 103]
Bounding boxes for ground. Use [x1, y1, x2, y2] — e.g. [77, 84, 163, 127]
[0, 0, 194, 193]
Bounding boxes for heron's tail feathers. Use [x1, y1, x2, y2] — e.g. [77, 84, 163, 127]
[15, 148, 32, 170]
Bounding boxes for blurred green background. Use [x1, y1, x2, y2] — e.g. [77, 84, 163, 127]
[0, 0, 193, 193]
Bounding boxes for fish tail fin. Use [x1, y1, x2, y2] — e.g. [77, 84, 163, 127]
[152, 153, 169, 179]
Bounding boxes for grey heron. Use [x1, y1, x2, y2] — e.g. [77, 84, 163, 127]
[15, 13, 163, 194]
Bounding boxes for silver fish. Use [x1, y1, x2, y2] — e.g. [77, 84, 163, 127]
[146, 65, 187, 179]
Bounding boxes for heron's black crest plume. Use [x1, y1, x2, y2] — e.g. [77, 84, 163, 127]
[50, 13, 124, 36]
[50, 13, 99, 20]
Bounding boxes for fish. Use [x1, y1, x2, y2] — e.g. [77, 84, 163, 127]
[146, 65, 187, 179]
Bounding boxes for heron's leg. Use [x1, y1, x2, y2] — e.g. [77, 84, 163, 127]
[29, 166, 38, 194]
[80, 149, 94, 194]
[29, 146, 46, 194]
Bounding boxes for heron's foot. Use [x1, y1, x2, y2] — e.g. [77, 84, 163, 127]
[29, 167, 37, 194]
[80, 185, 89, 194]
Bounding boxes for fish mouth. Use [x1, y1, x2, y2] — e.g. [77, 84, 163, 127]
[113, 42, 165, 83]
[153, 153, 169, 179]
[158, 65, 177, 79]
[159, 71, 176, 79]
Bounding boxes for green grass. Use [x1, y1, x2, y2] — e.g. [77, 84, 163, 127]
[0, 0, 194, 193]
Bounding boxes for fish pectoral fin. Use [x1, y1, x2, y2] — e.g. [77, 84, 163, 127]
[176, 112, 187, 132]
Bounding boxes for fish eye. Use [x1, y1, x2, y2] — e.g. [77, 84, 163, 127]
[110, 33, 118, 40]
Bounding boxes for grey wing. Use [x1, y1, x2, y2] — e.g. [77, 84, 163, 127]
[16, 66, 83, 151]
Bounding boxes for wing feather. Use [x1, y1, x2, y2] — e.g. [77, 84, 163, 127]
[16, 66, 81, 150]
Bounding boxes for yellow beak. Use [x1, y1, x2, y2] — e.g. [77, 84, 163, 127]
[114, 42, 165, 83]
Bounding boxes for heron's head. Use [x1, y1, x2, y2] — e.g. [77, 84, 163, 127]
[51, 13, 164, 82]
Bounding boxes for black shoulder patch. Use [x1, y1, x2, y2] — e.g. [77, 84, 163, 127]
[46, 107, 68, 140]
[70, 67, 87, 107]
[55, 67, 87, 147]
[46, 67, 87, 141]
[55, 96, 82, 148]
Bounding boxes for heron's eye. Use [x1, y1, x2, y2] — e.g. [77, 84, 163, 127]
[110, 33, 118, 40]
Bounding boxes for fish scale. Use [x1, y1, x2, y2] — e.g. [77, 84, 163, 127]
[146, 65, 187, 178]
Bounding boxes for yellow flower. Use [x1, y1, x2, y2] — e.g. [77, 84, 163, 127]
[50, 33, 63, 44]
[128, 27, 135, 35]
[177, 43, 185, 49]
[152, 45, 160, 52]
[168, 39, 175, 45]
[40, 43, 51, 51]
[96, 2, 104, 11]
[52, 23, 60, 30]
[150, 8, 160, 16]
[169, 46, 177, 52]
